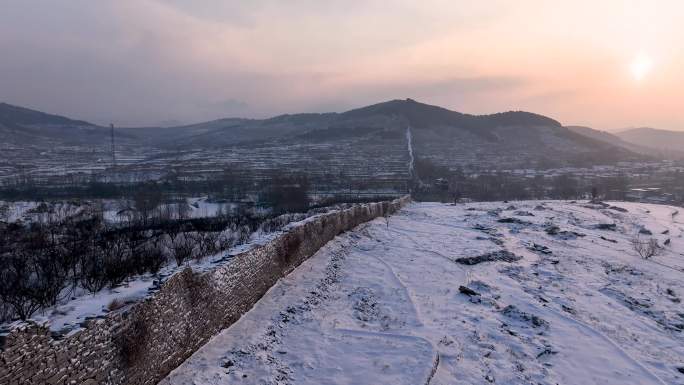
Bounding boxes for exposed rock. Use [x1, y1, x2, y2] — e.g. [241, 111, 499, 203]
[609, 205, 628, 213]
[487, 209, 502, 217]
[473, 224, 493, 232]
[546, 225, 585, 239]
[221, 360, 234, 368]
[502, 305, 549, 328]
[458, 286, 480, 297]
[489, 237, 504, 246]
[514, 210, 535, 217]
[561, 305, 576, 314]
[455, 250, 522, 265]
[545, 225, 561, 235]
[536, 348, 558, 359]
[529, 243, 552, 255]
[498, 217, 531, 225]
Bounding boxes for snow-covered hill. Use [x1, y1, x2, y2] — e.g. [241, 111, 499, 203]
[161, 201, 684, 385]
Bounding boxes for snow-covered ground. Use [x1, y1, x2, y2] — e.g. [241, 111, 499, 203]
[161, 201, 684, 385]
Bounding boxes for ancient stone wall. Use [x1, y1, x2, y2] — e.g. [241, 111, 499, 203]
[0, 196, 410, 385]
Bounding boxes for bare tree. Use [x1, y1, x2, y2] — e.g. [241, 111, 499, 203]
[138, 241, 166, 274]
[0, 248, 68, 320]
[170, 233, 195, 266]
[631, 235, 662, 259]
[189, 231, 219, 257]
[175, 201, 191, 221]
[80, 252, 108, 294]
[102, 234, 131, 288]
[0, 255, 45, 320]
[133, 183, 163, 224]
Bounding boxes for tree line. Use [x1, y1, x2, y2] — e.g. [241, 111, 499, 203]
[412, 157, 634, 202]
[0, 176, 317, 322]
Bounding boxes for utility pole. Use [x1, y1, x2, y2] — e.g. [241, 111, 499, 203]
[110, 123, 116, 169]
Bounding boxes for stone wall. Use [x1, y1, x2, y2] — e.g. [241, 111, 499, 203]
[0, 196, 410, 385]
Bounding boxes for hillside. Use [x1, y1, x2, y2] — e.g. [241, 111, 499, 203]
[0, 102, 93, 127]
[566, 125, 623, 144]
[368, 100, 643, 169]
[0, 100, 647, 183]
[0, 102, 112, 146]
[162, 200, 684, 385]
[616, 127, 684, 155]
[567, 125, 684, 160]
[141, 99, 644, 169]
[118, 100, 565, 149]
[342, 98, 561, 131]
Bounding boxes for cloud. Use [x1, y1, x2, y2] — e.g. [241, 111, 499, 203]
[0, 1, 516, 124]
[360, 76, 526, 99]
[0, 1, 682, 128]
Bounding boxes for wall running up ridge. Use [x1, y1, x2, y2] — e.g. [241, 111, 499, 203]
[0, 196, 410, 385]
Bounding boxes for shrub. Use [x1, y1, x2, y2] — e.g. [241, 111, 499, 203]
[0, 255, 46, 320]
[138, 241, 166, 274]
[80, 253, 108, 294]
[631, 235, 662, 259]
[0, 251, 68, 320]
[102, 235, 132, 288]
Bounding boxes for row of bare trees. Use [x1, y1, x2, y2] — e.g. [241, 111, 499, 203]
[0, 173, 328, 322]
[0, 203, 308, 322]
[411, 157, 636, 203]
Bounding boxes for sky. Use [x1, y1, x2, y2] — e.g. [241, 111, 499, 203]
[1, 0, 683, 129]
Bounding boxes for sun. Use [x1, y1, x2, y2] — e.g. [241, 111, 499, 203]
[630, 53, 653, 81]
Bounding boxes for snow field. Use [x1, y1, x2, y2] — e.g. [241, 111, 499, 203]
[162, 201, 684, 385]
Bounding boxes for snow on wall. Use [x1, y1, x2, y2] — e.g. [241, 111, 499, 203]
[0, 196, 411, 385]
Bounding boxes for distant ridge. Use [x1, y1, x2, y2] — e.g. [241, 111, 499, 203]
[0, 99, 648, 167]
[0, 98, 563, 139]
[567, 125, 684, 160]
[616, 127, 684, 153]
[0, 102, 95, 128]
[0, 102, 113, 146]
[342, 98, 562, 130]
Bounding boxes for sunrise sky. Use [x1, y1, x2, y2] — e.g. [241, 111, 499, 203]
[1, 0, 682, 129]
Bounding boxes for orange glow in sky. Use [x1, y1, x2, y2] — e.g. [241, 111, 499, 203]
[0, 0, 683, 129]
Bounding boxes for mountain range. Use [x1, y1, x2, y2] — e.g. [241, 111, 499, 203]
[1, 99, 679, 172]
